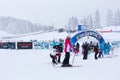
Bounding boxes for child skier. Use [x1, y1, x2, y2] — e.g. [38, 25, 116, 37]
[74, 46, 79, 55]
[50, 43, 63, 65]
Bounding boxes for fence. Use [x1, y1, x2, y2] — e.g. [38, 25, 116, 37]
[34, 41, 64, 49]
[0, 40, 120, 50]
[0, 39, 64, 50]
[0, 42, 16, 49]
[111, 41, 120, 48]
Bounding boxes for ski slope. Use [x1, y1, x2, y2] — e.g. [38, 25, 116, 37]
[0, 30, 120, 80]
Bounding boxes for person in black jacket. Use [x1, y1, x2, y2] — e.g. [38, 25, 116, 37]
[76, 42, 80, 53]
[83, 42, 90, 60]
[50, 43, 63, 64]
[94, 43, 99, 60]
[55, 43, 63, 63]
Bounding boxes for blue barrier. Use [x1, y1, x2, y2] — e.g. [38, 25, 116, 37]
[34, 41, 64, 49]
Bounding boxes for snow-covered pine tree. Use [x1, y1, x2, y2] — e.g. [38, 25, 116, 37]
[114, 9, 120, 26]
[80, 17, 87, 25]
[0, 16, 43, 34]
[87, 14, 93, 29]
[0, 16, 9, 31]
[106, 9, 113, 27]
[68, 16, 79, 31]
[94, 10, 101, 29]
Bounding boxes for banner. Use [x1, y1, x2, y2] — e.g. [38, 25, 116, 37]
[0, 42, 16, 49]
[17, 42, 33, 49]
[34, 42, 49, 49]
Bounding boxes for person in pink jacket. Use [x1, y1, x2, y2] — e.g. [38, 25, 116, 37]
[62, 36, 74, 67]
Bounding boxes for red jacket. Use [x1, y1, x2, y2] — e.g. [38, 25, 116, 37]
[64, 37, 74, 52]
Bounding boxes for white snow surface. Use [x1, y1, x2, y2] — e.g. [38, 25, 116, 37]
[0, 29, 120, 80]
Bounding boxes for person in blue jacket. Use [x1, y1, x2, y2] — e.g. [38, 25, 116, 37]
[98, 44, 104, 58]
[106, 42, 111, 55]
[103, 43, 107, 55]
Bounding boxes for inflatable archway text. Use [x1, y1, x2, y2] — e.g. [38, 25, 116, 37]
[71, 30, 105, 45]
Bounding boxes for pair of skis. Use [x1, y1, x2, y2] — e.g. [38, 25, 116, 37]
[54, 54, 82, 68]
[54, 65, 82, 68]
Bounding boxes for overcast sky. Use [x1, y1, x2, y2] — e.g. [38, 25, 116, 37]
[0, 0, 120, 27]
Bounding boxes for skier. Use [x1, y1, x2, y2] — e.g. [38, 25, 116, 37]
[73, 46, 79, 55]
[62, 35, 74, 67]
[54, 43, 63, 63]
[50, 43, 63, 65]
[50, 47, 58, 65]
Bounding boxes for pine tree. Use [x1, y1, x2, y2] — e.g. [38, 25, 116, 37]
[94, 10, 101, 29]
[80, 17, 87, 25]
[0, 16, 43, 34]
[106, 10, 113, 27]
[114, 9, 120, 26]
[87, 14, 93, 29]
[68, 16, 79, 31]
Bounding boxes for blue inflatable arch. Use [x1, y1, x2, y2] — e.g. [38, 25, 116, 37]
[71, 30, 105, 46]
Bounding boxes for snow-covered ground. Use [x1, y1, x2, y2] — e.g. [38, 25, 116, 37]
[0, 29, 120, 80]
[0, 48, 120, 80]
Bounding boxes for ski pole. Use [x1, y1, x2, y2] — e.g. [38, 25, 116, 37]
[72, 53, 76, 65]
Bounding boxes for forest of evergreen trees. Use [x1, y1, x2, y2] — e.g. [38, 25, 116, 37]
[66, 9, 120, 31]
[0, 16, 53, 34]
[0, 9, 120, 34]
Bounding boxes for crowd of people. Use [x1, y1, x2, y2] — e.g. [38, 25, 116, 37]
[50, 35, 112, 67]
[81, 41, 111, 60]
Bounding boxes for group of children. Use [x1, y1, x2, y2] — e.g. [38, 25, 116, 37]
[81, 41, 112, 60]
